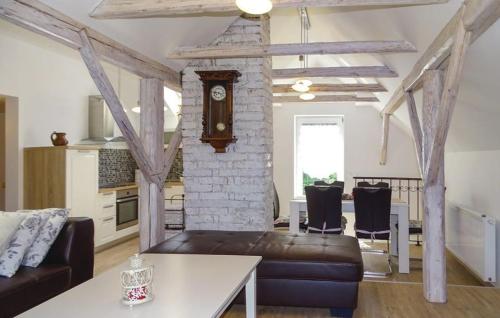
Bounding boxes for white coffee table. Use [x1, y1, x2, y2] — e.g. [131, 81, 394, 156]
[20, 254, 262, 318]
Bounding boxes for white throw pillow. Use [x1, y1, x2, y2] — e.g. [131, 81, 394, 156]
[0, 213, 27, 256]
[0, 212, 43, 277]
[22, 209, 69, 267]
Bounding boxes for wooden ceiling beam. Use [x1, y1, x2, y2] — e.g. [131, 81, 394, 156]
[91, 0, 450, 19]
[273, 83, 387, 93]
[272, 66, 397, 79]
[381, 0, 500, 115]
[168, 41, 417, 59]
[379, 113, 390, 165]
[0, 0, 181, 90]
[273, 95, 379, 103]
[464, 0, 500, 41]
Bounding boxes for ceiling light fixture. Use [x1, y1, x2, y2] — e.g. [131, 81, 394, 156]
[296, 79, 312, 87]
[300, 93, 316, 101]
[291, 8, 313, 94]
[235, 0, 273, 15]
[292, 82, 310, 93]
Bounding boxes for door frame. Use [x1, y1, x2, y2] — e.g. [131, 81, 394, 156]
[1, 95, 20, 210]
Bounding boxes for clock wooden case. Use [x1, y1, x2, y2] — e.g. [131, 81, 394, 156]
[196, 70, 241, 153]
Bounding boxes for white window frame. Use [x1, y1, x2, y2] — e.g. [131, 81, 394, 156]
[293, 115, 345, 199]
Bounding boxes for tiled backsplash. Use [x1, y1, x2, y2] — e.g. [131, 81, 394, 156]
[99, 149, 183, 187]
[99, 149, 137, 187]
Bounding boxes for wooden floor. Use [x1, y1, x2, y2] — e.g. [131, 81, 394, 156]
[94, 237, 500, 317]
[224, 283, 500, 318]
[361, 241, 485, 286]
[94, 237, 140, 275]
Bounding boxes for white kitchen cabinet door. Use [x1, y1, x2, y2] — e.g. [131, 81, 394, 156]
[97, 215, 117, 246]
[66, 150, 99, 219]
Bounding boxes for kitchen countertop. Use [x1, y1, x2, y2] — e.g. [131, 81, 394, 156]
[98, 181, 183, 193]
[98, 183, 138, 194]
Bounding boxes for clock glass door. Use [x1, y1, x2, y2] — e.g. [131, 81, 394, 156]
[209, 82, 227, 137]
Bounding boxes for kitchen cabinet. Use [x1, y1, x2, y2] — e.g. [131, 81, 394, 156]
[24, 146, 117, 247]
[66, 149, 99, 218]
[24, 147, 98, 218]
[95, 191, 117, 246]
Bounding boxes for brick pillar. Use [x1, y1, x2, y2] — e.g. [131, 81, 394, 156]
[181, 16, 274, 231]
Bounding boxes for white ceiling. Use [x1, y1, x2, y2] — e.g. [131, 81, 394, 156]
[39, 0, 500, 152]
[40, 0, 238, 71]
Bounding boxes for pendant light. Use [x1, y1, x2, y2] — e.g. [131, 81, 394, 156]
[235, 0, 273, 15]
[292, 9, 314, 99]
[299, 93, 316, 101]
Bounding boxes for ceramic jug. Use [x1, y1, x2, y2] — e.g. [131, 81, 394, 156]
[51, 132, 69, 146]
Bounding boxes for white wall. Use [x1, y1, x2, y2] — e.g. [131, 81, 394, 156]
[0, 20, 144, 209]
[273, 103, 420, 217]
[445, 151, 500, 287]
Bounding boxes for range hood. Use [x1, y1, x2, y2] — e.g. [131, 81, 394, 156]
[79, 96, 126, 145]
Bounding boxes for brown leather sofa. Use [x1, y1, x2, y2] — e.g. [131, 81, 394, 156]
[0, 217, 94, 318]
[147, 230, 363, 317]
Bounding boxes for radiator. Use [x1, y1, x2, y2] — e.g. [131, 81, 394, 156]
[446, 202, 496, 283]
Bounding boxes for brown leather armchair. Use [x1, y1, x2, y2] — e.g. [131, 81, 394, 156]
[0, 217, 94, 318]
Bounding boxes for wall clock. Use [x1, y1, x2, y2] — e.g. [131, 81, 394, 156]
[195, 70, 241, 153]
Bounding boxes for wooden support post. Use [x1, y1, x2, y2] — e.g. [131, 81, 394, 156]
[425, 20, 471, 183]
[405, 91, 424, 174]
[78, 29, 159, 186]
[138, 78, 165, 252]
[160, 121, 183, 185]
[379, 113, 390, 165]
[422, 70, 446, 303]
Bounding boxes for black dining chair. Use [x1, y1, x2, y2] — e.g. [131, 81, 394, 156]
[313, 180, 345, 193]
[353, 187, 392, 276]
[373, 182, 390, 188]
[305, 186, 344, 234]
[356, 181, 372, 188]
[273, 183, 308, 231]
[357, 181, 390, 188]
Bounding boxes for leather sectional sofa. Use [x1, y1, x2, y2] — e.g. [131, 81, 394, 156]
[0, 218, 94, 318]
[147, 230, 364, 317]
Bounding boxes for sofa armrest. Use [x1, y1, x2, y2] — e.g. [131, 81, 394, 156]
[44, 217, 95, 288]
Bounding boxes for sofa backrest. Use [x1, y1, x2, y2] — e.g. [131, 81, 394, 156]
[44, 217, 94, 287]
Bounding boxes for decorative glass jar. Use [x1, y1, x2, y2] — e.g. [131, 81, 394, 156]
[120, 254, 154, 306]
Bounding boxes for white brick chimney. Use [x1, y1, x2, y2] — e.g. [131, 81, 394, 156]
[181, 16, 274, 231]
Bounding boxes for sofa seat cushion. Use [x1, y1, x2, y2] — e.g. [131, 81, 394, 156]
[0, 265, 71, 317]
[147, 231, 363, 282]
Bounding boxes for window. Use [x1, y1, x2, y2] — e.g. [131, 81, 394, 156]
[294, 115, 344, 198]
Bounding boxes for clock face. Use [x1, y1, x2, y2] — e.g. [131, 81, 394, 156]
[211, 85, 226, 101]
[216, 122, 226, 132]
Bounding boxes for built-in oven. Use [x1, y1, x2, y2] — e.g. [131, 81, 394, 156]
[116, 188, 138, 231]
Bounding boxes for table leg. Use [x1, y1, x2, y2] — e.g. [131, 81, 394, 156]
[245, 269, 256, 318]
[398, 206, 410, 274]
[289, 201, 300, 234]
[390, 214, 399, 256]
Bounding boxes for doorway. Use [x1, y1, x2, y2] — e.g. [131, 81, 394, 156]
[0, 95, 20, 211]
